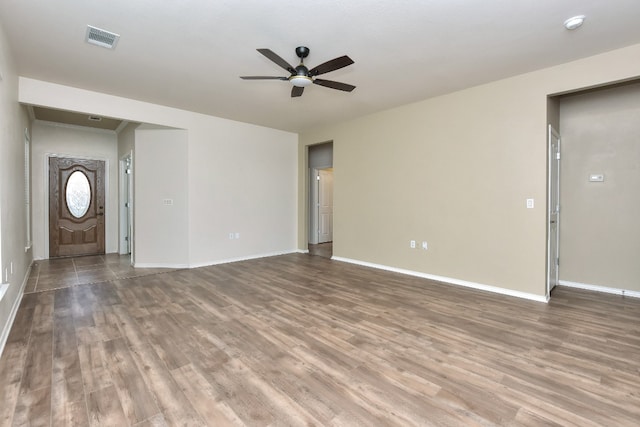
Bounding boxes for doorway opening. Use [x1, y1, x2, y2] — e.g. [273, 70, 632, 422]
[308, 142, 333, 259]
[547, 125, 560, 299]
[119, 153, 134, 264]
[547, 79, 640, 300]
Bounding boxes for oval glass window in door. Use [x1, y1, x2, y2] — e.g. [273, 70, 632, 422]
[66, 171, 91, 218]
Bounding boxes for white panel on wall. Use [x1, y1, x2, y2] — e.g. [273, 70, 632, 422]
[134, 128, 189, 267]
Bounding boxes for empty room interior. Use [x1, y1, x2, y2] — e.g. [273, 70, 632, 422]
[1, 1, 639, 426]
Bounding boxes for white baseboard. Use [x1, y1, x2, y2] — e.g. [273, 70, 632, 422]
[332, 256, 549, 303]
[0, 261, 33, 358]
[133, 262, 190, 269]
[559, 280, 640, 298]
[188, 249, 300, 269]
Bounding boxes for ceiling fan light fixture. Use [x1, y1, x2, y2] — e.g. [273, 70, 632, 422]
[290, 75, 312, 87]
[241, 47, 355, 97]
[564, 15, 585, 30]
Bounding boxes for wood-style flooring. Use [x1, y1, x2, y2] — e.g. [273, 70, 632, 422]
[1, 253, 639, 426]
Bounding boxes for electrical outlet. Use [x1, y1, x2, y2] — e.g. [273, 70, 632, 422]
[410, 240, 416, 249]
[422, 241, 428, 250]
[235, 232, 240, 239]
[526, 198, 534, 209]
[229, 233, 234, 240]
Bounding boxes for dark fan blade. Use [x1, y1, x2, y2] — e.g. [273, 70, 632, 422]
[313, 79, 356, 92]
[309, 55, 354, 76]
[291, 86, 305, 97]
[257, 49, 296, 74]
[240, 76, 288, 80]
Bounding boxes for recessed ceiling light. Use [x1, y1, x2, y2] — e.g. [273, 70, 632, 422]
[564, 15, 585, 30]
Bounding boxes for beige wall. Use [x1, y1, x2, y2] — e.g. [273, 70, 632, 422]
[31, 121, 119, 259]
[0, 22, 32, 354]
[559, 82, 640, 291]
[298, 43, 640, 299]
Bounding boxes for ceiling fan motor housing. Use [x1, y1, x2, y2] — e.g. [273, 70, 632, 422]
[295, 65, 309, 76]
[295, 46, 310, 59]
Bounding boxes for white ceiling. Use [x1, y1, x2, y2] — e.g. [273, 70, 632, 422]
[2, 0, 640, 133]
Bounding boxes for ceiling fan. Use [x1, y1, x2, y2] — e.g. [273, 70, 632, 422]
[240, 46, 355, 98]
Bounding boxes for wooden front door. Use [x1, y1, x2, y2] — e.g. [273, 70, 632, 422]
[49, 157, 105, 257]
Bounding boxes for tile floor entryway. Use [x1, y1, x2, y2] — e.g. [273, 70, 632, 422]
[25, 254, 177, 293]
[308, 242, 332, 259]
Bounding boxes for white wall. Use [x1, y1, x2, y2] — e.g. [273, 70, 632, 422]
[20, 78, 299, 268]
[187, 124, 298, 266]
[117, 122, 138, 159]
[134, 127, 189, 267]
[0, 22, 32, 356]
[31, 121, 118, 259]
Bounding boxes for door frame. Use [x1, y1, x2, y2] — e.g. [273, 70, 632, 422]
[309, 165, 332, 245]
[119, 152, 134, 263]
[317, 168, 334, 244]
[44, 153, 110, 259]
[547, 125, 561, 298]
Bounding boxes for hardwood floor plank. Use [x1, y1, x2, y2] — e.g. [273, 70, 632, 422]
[0, 382, 20, 426]
[103, 337, 161, 424]
[19, 330, 53, 394]
[78, 342, 113, 393]
[128, 343, 207, 426]
[11, 386, 51, 427]
[170, 363, 245, 426]
[51, 354, 85, 408]
[87, 385, 128, 427]
[0, 306, 33, 424]
[51, 394, 90, 427]
[134, 412, 170, 427]
[137, 314, 191, 370]
[110, 304, 150, 349]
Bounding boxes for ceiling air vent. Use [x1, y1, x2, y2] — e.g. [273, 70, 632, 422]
[85, 25, 120, 49]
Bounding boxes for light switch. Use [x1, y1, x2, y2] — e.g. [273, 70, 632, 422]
[526, 199, 534, 209]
